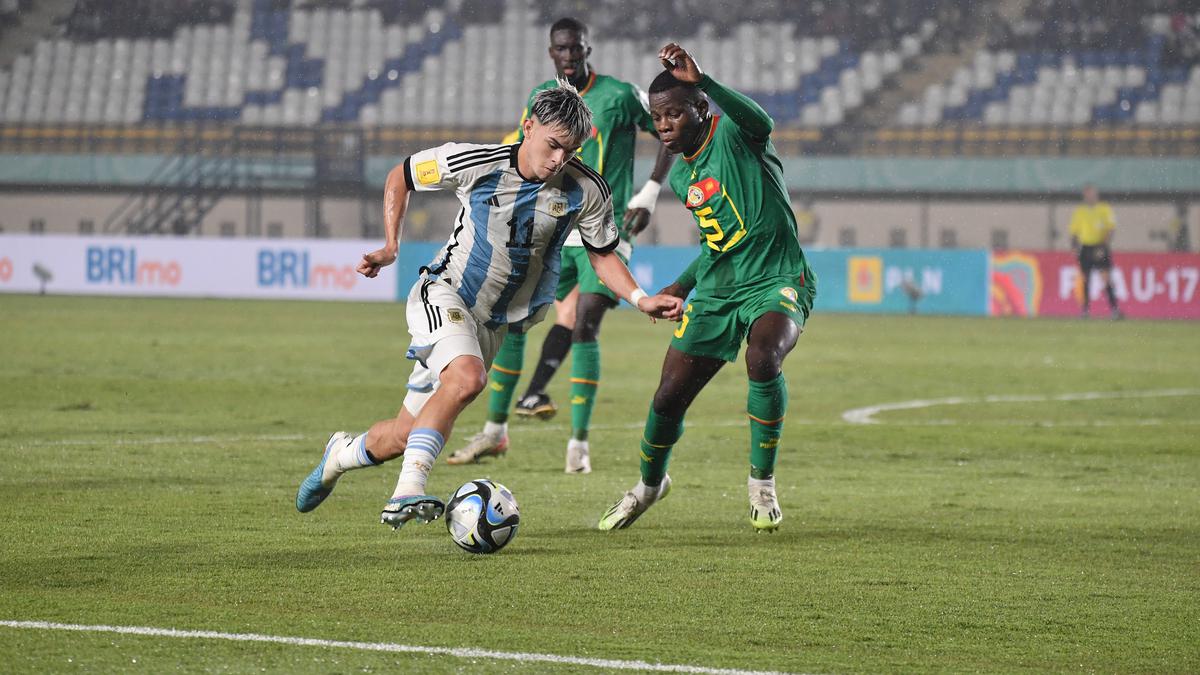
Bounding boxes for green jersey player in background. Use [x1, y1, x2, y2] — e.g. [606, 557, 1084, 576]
[599, 42, 817, 533]
[448, 17, 674, 474]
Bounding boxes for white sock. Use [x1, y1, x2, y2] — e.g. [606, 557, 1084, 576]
[483, 420, 507, 438]
[568, 438, 588, 450]
[633, 479, 659, 503]
[391, 427, 444, 498]
[328, 432, 376, 476]
[748, 475, 776, 491]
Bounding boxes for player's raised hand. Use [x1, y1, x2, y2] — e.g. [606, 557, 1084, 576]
[658, 43, 703, 84]
[637, 293, 684, 322]
[357, 246, 397, 278]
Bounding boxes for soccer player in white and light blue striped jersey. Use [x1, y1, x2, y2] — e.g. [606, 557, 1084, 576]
[295, 82, 684, 532]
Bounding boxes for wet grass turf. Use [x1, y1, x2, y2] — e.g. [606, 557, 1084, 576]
[1, 295, 1197, 673]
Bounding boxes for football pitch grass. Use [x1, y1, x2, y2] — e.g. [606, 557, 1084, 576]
[1, 294, 1197, 673]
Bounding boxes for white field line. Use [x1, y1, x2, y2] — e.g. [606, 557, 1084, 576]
[841, 388, 1200, 425]
[6, 399, 1194, 449]
[0, 620, 801, 675]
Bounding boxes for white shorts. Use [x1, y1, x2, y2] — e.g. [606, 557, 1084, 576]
[402, 278, 506, 414]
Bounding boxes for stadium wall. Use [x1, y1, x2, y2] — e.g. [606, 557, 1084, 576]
[0, 191, 1193, 254]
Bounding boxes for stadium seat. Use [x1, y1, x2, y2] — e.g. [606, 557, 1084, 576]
[1135, 101, 1159, 125]
[801, 103, 823, 127]
[983, 101, 1006, 125]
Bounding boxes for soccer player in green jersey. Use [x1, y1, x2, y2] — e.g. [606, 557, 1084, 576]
[599, 43, 817, 533]
[448, 17, 674, 473]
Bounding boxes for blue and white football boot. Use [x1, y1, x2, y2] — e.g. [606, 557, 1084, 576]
[380, 495, 445, 530]
[295, 432, 351, 513]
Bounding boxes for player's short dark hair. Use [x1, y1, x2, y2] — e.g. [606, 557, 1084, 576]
[550, 17, 587, 37]
[649, 70, 700, 99]
[529, 80, 593, 143]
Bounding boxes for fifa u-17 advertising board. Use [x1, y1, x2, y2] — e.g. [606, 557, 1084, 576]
[991, 250, 1200, 319]
[0, 235, 431, 302]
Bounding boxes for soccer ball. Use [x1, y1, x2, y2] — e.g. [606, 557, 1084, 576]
[445, 479, 520, 554]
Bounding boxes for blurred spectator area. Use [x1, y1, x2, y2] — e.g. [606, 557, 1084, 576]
[1, 0, 33, 38]
[0, 0, 1196, 157]
[891, 0, 1200, 137]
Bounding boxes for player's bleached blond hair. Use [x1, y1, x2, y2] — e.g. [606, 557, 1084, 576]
[529, 79, 593, 144]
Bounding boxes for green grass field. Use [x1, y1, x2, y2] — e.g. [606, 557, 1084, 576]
[1, 294, 1197, 673]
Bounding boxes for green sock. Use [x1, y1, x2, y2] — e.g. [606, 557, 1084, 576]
[747, 374, 788, 480]
[486, 331, 526, 423]
[569, 340, 600, 440]
[639, 408, 684, 487]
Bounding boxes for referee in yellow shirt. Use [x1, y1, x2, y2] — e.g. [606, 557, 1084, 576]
[1069, 185, 1124, 320]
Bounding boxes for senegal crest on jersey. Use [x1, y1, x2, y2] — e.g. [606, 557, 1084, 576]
[686, 177, 721, 208]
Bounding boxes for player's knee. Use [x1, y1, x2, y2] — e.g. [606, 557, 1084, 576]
[744, 345, 784, 381]
[651, 385, 687, 419]
[440, 358, 487, 403]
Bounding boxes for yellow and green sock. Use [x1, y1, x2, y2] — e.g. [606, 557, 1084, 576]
[486, 331, 525, 424]
[747, 374, 788, 480]
[569, 340, 600, 440]
[639, 408, 684, 487]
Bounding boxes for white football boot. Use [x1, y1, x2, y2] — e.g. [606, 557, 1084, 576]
[598, 475, 671, 530]
[445, 431, 509, 465]
[748, 476, 783, 533]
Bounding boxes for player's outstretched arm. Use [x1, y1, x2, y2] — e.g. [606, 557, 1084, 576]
[659, 42, 773, 140]
[586, 249, 684, 321]
[359, 164, 412, 278]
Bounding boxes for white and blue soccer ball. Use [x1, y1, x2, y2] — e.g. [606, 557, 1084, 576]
[445, 479, 520, 554]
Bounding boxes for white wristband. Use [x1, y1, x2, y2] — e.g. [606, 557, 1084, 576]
[629, 288, 649, 307]
[626, 180, 662, 213]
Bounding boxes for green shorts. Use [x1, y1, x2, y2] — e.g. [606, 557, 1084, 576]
[555, 245, 628, 302]
[670, 275, 815, 363]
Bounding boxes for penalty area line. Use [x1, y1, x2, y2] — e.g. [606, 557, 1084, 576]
[0, 620, 801, 675]
[841, 388, 1200, 425]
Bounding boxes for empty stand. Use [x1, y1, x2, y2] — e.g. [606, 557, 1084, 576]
[0, 0, 939, 129]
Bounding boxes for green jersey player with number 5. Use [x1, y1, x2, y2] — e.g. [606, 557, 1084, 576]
[599, 42, 817, 533]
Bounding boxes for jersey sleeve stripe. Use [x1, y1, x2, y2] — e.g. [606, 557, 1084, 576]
[449, 155, 512, 175]
[568, 158, 612, 200]
[569, 157, 609, 193]
[445, 144, 507, 163]
[447, 145, 511, 169]
[403, 157, 415, 190]
[582, 236, 619, 255]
